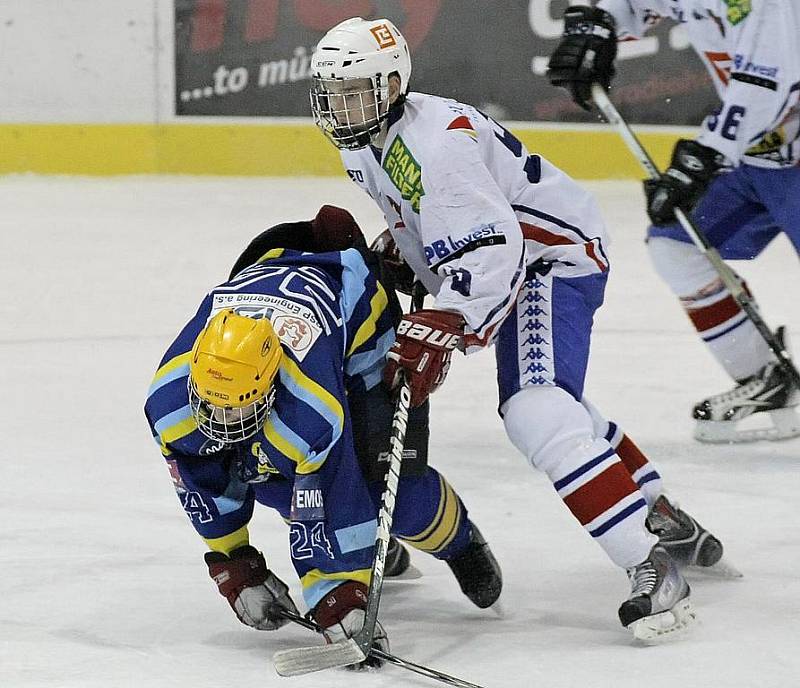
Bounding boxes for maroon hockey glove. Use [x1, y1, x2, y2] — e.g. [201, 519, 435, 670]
[205, 545, 299, 630]
[310, 205, 366, 251]
[383, 309, 464, 408]
[369, 228, 420, 296]
[311, 581, 389, 670]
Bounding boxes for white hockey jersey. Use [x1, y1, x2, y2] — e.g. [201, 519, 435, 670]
[598, 0, 800, 167]
[341, 93, 610, 350]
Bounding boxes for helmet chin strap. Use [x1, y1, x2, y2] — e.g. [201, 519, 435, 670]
[371, 122, 389, 150]
[371, 97, 406, 150]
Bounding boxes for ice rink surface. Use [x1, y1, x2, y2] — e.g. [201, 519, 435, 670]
[1, 175, 798, 688]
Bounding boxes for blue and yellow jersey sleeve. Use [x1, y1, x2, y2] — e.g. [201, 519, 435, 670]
[144, 295, 211, 458]
[338, 248, 395, 393]
[144, 296, 256, 551]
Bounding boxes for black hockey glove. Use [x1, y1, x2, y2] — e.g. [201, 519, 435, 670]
[547, 5, 617, 110]
[644, 139, 726, 225]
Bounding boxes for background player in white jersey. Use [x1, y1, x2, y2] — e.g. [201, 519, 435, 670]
[309, 17, 727, 641]
[548, 1, 800, 442]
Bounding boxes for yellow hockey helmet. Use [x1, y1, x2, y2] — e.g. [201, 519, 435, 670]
[188, 309, 283, 443]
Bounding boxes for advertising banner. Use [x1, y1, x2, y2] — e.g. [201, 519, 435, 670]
[175, 0, 719, 126]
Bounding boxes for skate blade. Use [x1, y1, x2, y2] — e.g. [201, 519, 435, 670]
[689, 556, 743, 579]
[627, 598, 695, 643]
[489, 599, 507, 619]
[694, 407, 800, 444]
[386, 563, 423, 580]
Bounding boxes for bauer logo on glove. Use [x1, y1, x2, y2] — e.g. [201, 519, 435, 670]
[384, 309, 464, 408]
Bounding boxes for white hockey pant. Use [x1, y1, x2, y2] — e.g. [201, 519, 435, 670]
[502, 386, 657, 569]
[647, 236, 771, 380]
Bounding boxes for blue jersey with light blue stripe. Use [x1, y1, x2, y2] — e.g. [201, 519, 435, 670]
[144, 248, 396, 607]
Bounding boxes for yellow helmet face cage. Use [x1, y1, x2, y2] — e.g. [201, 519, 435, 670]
[188, 310, 283, 443]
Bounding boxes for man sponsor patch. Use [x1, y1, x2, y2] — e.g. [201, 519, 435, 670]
[724, 0, 751, 25]
[210, 293, 321, 360]
[382, 135, 424, 213]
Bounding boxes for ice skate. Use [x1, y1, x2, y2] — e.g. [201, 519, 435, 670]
[445, 525, 502, 609]
[646, 495, 722, 567]
[619, 545, 695, 642]
[385, 536, 421, 579]
[693, 328, 800, 443]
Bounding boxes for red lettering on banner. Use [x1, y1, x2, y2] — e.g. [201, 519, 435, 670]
[245, 0, 279, 43]
[293, 0, 373, 31]
[189, 0, 443, 53]
[190, 0, 228, 53]
[388, 1, 442, 50]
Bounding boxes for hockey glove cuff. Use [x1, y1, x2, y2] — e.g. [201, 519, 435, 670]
[205, 545, 298, 630]
[547, 5, 617, 110]
[383, 309, 464, 408]
[644, 139, 726, 225]
[311, 581, 389, 670]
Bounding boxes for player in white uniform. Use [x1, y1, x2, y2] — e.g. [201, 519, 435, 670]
[308, 17, 727, 641]
[548, 1, 800, 442]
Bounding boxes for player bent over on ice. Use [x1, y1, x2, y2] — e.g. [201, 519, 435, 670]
[144, 206, 501, 669]
[309, 18, 729, 641]
[548, 1, 800, 442]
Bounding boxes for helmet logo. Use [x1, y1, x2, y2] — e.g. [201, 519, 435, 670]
[370, 24, 397, 49]
[261, 338, 271, 356]
[207, 368, 233, 382]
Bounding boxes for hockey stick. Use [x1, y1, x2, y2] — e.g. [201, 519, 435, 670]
[273, 377, 412, 676]
[279, 610, 489, 688]
[591, 83, 800, 390]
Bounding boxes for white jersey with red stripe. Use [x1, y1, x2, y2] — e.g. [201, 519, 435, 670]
[341, 92, 610, 350]
[598, 0, 800, 168]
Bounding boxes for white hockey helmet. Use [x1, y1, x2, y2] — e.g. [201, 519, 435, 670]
[310, 17, 411, 150]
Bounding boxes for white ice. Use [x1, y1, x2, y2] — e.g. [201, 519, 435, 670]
[1, 176, 798, 688]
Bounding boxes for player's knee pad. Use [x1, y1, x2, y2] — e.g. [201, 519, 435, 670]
[647, 236, 721, 298]
[580, 396, 612, 440]
[502, 386, 596, 474]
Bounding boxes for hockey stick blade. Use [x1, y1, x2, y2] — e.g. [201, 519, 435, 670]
[273, 638, 366, 677]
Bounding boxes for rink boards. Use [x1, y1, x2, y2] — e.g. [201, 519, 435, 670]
[0, 121, 692, 179]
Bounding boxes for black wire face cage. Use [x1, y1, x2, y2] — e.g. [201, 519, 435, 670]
[310, 75, 389, 150]
[188, 376, 276, 444]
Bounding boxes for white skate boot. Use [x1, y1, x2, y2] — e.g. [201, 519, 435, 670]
[693, 328, 800, 443]
[618, 546, 695, 642]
